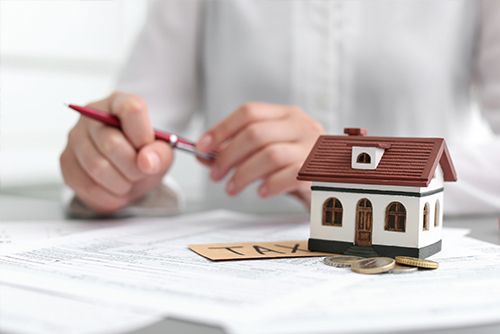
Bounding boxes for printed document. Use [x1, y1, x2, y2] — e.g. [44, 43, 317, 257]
[0, 219, 122, 253]
[0, 210, 499, 334]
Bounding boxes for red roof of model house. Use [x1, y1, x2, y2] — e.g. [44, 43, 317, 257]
[297, 129, 457, 187]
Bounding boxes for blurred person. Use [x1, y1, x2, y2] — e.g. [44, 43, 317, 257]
[60, 0, 500, 216]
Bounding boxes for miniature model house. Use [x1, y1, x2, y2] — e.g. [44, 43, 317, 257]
[297, 128, 457, 258]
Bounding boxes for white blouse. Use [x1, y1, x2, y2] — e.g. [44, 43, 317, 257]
[117, 0, 500, 215]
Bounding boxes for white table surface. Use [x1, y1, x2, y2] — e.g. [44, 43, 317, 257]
[1, 184, 499, 334]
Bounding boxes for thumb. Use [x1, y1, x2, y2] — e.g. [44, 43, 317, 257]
[137, 141, 174, 175]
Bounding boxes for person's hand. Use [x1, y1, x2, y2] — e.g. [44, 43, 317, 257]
[60, 92, 174, 214]
[196, 102, 324, 207]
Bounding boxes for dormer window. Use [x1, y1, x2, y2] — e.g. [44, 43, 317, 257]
[356, 153, 371, 164]
[351, 146, 387, 170]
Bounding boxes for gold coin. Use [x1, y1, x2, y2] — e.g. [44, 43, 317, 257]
[388, 263, 418, 274]
[395, 256, 439, 269]
[351, 257, 395, 274]
[323, 256, 364, 268]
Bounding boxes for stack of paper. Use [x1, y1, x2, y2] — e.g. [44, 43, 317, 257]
[1, 210, 499, 334]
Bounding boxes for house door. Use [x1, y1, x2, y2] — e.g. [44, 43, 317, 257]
[355, 199, 373, 246]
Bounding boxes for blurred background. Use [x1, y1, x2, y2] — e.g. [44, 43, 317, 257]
[0, 0, 203, 201]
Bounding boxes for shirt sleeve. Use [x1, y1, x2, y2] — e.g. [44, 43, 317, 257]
[444, 0, 500, 215]
[116, 0, 204, 133]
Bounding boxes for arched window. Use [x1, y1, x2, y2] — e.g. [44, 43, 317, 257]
[356, 153, 371, 164]
[423, 203, 429, 231]
[434, 201, 440, 227]
[385, 202, 406, 232]
[357, 198, 372, 210]
[323, 198, 343, 226]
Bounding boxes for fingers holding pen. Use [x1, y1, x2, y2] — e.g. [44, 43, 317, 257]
[60, 135, 129, 214]
[106, 92, 155, 149]
[105, 92, 174, 175]
[137, 140, 174, 176]
[224, 143, 304, 196]
[70, 123, 133, 197]
[209, 120, 303, 181]
[196, 102, 324, 203]
[257, 162, 309, 199]
[89, 124, 144, 182]
[61, 91, 177, 215]
[196, 102, 288, 154]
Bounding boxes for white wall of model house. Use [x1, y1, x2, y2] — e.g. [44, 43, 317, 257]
[310, 165, 444, 249]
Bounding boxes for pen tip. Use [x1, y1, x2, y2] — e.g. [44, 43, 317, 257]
[64, 103, 69, 107]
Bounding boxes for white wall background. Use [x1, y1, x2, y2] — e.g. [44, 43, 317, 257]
[1, 0, 147, 187]
[0, 0, 204, 199]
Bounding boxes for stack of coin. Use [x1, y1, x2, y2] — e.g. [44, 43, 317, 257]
[388, 263, 418, 274]
[323, 255, 439, 275]
[323, 256, 364, 267]
[395, 256, 439, 269]
[350, 257, 395, 274]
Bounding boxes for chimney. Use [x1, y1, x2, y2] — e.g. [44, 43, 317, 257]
[344, 128, 368, 136]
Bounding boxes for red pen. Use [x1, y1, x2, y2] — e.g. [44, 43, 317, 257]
[67, 104, 217, 161]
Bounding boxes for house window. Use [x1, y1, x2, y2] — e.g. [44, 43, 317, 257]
[434, 201, 440, 227]
[423, 203, 429, 231]
[323, 198, 343, 226]
[356, 153, 371, 164]
[385, 202, 406, 232]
